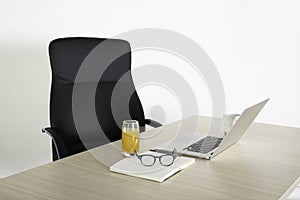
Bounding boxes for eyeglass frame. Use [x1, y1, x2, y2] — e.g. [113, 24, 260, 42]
[134, 149, 179, 167]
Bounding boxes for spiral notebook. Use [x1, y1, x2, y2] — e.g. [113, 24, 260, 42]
[109, 151, 195, 183]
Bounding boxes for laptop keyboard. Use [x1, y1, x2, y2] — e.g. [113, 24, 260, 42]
[183, 136, 223, 154]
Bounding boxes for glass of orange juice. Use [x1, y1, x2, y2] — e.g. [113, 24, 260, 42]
[122, 120, 140, 157]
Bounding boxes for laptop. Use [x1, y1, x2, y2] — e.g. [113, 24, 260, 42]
[151, 98, 269, 160]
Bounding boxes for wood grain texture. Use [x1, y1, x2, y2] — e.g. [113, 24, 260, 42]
[1, 116, 300, 200]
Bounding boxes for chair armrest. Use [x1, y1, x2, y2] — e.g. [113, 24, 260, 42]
[144, 119, 162, 128]
[42, 127, 67, 159]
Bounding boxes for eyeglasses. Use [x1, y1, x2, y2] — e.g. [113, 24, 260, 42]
[135, 149, 178, 167]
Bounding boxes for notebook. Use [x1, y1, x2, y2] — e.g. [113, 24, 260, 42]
[109, 151, 195, 182]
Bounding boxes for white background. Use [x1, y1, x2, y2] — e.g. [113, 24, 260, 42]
[0, 0, 300, 178]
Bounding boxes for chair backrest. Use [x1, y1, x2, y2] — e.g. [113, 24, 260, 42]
[49, 37, 145, 152]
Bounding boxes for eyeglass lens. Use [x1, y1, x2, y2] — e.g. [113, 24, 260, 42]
[159, 155, 174, 166]
[140, 155, 156, 166]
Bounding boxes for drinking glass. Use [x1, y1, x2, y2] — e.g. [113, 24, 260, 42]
[122, 120, 140, 157]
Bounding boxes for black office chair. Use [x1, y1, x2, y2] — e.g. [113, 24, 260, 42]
[42, 37, 162, 161]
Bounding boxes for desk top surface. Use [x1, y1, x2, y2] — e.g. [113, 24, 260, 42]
[1, 116, 300, 200]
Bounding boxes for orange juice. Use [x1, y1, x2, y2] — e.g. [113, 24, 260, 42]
[122, 130, 140, 154]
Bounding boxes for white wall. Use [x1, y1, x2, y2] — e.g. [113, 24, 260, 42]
[1, 0, 300, 178]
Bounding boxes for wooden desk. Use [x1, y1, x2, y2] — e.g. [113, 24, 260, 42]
[1, 116, 300, 200]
